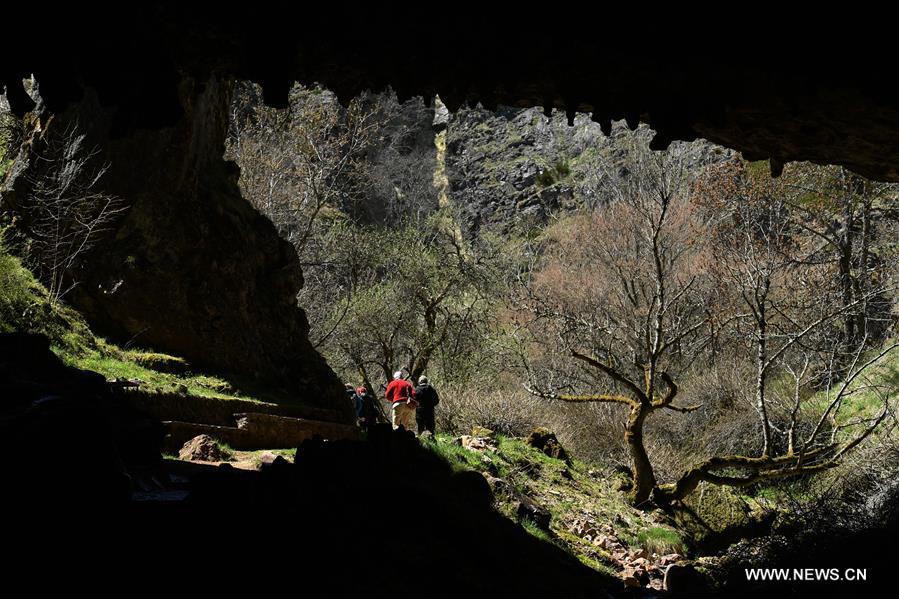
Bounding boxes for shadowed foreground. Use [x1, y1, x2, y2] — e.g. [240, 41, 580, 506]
[2, 332, 894, 597]
[0, 332, 612, 594]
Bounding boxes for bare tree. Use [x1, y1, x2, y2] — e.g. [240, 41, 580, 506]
[657, 160, 899, 502]
[15, 120, 124, 304]
[780, 164, 899, 347]
[227, 82, 381, 255]
[519, 143, 897, 507]
[519, 140, 716, 505]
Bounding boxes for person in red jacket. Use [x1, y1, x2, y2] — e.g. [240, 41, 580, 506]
[385, 370, 417, 431]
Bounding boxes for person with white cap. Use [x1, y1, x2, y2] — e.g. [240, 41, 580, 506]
[384, 370, 417, 431]
[414, 375, 439, 435]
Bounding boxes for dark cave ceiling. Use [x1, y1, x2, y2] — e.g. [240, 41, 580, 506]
[3, 4, 899, 179]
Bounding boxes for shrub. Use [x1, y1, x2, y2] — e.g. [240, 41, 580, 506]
[436, 384, 539, 437]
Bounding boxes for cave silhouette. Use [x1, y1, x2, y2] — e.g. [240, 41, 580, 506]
[2, 5, 898, 595]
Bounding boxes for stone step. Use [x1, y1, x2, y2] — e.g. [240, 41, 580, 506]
[163, 413, 359, 452]
[234, 412, 360, 448]
[121, 388, 345, 427]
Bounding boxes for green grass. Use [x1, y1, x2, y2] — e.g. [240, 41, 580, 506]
[215, 440, 237, 455]
[0, 233, 96, 352]
[1, 236, 271, 403]
[245, 448, 296, 467]
[521, 518, 553, 543]
[64, 340, 254, 400]
[428, 434, 492, 472]
[422, 429, 671, 576]
[637, 526, 685, 555]
[803, 340, 899, 438]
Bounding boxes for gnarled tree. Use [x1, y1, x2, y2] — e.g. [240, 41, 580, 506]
[520, 142, 897, 507]
[520, 140, 715, 505]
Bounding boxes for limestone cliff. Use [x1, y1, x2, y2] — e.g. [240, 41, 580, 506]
[445, 106, 733, 237]
[1, 78, 350, 420]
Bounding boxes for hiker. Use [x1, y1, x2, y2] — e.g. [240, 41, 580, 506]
[345, 383, 361, 417]
[414, 375, 439, 435]
[385, 370, 417, 431]
[355, 386, 377, 431]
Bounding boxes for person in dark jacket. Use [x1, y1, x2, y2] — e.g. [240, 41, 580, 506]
[414, 375, 439, 435]
[355, 386, 377, 431]
[346, 383, 363, 418]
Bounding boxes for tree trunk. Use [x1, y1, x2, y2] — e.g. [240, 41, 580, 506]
[856, 198, 871, 338]
[625, 404, 657, 506]
[838, 183, 857, 347]
[756, 304, 771, 456]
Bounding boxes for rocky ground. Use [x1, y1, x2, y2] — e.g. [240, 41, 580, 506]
[173, 433, 296, 470]
[169, 427, 689, 591]
[423, 427, 701, 592]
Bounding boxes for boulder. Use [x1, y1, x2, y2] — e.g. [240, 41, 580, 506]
[516, 495, 551, 531]
[432, 96, 450, 132]
[663, 563, 710, 594]
[179, 434, 233, 462]
[458, 435, 496, 451]
[621, 565, 649, 586]
[659, 553, 682, 566]
[525, 427, 568, 462]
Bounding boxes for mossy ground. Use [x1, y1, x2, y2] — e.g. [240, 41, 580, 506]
[423, 433, 684, 576]
[804, 341, 899, 429]
[0, 237, 273, 403]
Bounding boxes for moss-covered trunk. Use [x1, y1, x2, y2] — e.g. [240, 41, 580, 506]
[626, 403, 657, 506]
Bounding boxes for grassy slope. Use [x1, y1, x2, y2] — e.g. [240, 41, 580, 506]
[750, 342, 899, 512]
[424, 433, 685, 576]
[0, 239, 270, 402]
[806, 343, 899, 425]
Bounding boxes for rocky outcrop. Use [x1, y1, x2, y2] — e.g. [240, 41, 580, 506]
[526, 427, 570, 462]
[2, 78, 350, 420]
[517, 494, 552, 531]
[446, 107, 732, 236]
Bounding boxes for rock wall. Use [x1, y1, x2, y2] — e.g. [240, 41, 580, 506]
[2, 77, 350, 421]
[445, 106, 733, 237]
